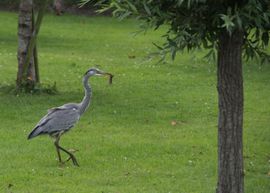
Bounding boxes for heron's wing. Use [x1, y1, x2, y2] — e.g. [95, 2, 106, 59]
[28, 106, 80, 139]
[47, 103, 78, 114]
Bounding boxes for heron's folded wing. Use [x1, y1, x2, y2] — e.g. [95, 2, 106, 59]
[28, 107, 80, 138]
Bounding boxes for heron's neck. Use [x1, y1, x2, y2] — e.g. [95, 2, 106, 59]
[79, 75, 92, 115]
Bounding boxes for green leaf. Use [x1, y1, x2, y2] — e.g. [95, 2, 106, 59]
[220, 14, 235, 33]
[152, 42, 163, 50]
[119, 10, 132, 20]
[203, 48, 216, 62]
[143, 2, 151, 15]
[262, 32, 269, 46]
[78, 0, 91, 8]
[125, 0, 138, 14]
[176, 0, 184, 7]
[235, 14, 242, 29]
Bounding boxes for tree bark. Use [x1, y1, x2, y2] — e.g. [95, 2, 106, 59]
[17, 0, 36, 89]
[53, 0, 63, 15]
[17, 0, 47, 91]
[216, 30, 244, 193]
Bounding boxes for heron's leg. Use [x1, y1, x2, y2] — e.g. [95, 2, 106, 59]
[57, 145, 79, 166]
[54, 134, 62, 163]
[66, 149, 79, 162]
[53, 134, 79, 166]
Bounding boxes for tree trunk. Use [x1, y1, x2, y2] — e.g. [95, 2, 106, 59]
[216, 30, 244, 193]
[17, 0, 47, 91]
[53, 0, 63, 15]
[17, 0, 36, 90]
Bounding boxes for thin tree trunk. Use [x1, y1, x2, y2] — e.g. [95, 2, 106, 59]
[32, 7, 40, 83]
[54, 0, 63, 15]
[33, 43, 39, 83]
[21, 0, 47, 81]
[17, 0, 36, 89]
[216, 30, 244, 193]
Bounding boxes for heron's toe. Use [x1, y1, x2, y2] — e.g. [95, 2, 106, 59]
[68, 148, 79, 153]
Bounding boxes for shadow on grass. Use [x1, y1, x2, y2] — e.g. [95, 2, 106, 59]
[0, 82, 58, 95]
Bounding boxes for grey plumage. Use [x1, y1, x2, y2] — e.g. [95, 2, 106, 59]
[28, 68, 113, 166]
[28, 104, 80, 139]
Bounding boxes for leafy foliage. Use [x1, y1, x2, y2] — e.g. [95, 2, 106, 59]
[83, 0, 270, 62]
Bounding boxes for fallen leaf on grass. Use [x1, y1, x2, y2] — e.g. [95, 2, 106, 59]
[171, 120, 187, 126]
[171, 120, 177, 126]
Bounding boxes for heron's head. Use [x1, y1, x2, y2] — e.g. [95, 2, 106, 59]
[84, 68, 113, 84]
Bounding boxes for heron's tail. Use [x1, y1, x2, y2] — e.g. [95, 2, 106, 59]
[27, 126, 41, 139]
[28, 116, 51, 139]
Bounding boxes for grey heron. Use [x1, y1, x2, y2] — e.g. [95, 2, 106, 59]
[28, 68, 113, 166]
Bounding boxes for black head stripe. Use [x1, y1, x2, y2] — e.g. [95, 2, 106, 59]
[84, 69, 90, 75]
[84, 68, 99, 75]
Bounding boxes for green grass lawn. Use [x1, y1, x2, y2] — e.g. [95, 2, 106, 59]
[0, 11, 269, 193]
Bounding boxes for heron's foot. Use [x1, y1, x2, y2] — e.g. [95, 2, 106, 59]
[65, 149, 79, 166]
[65, 149, 79, 161]
[68, 148, 79, 153]
[57, 160, 73, 167]
[66, 154, 79, 166]
[58, 161, 66, 167]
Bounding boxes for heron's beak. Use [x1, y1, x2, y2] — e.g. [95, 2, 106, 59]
[98, 71, 113, 84]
